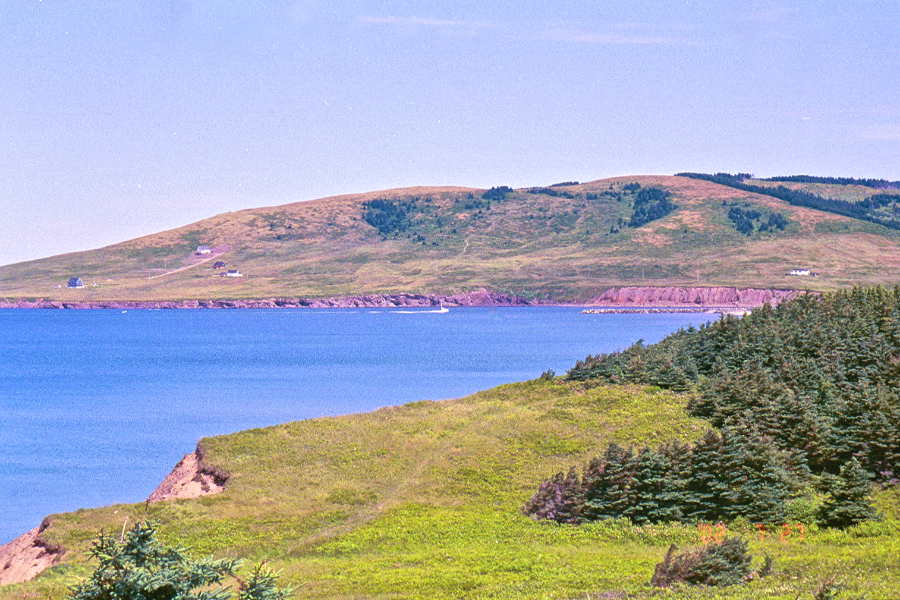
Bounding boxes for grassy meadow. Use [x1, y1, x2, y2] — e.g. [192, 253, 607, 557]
[6, 379, 899, 599]
[5, 176, 900, 300]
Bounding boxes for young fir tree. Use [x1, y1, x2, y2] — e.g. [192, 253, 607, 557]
[632, 446, 687, 523]
[817, 457, 880, 528]
[69, 522, 290, 600]
[522, 466, 583, 523]
[582, 442, 634, 521]
[720, 423, 790, 524]
[683, 430, 729, 523]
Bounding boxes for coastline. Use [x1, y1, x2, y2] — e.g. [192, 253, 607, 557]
[0, 286, 804, 310]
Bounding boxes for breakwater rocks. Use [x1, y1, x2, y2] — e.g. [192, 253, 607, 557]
[582, 307, 751, 315]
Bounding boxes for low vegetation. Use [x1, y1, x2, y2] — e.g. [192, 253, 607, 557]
[650, 537, 763, 588]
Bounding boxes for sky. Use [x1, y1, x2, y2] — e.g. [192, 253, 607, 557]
[1, 1, 898, 266]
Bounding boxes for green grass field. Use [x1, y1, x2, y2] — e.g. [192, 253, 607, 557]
[6, 379, 899, 599]
[5, 175, 900, 301]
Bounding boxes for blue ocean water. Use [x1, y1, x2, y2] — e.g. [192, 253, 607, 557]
[0, 307, 708, 543]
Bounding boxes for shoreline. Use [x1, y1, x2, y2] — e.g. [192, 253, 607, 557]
[0, 286, 805, 310]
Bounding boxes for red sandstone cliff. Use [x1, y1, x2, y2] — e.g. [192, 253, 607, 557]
[586, 286, 803, 308]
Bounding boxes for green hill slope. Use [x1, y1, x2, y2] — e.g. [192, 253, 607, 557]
[4, 175, 900, 301]
[4, 379, 899, 599]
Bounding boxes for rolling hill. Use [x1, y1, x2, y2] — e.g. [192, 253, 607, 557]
[4, 175, 900, 302]
[2, 378, 899, 598]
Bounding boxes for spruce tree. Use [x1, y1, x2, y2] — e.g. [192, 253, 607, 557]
[522, 467, 584, 523]
[720, 423, 790, 525]
[818, 457, 880, 528]
[684, 430, 728, 522]
[69, 522, 290, 600]
[582, 443, 634, 521]
[626, 447, 684, 524]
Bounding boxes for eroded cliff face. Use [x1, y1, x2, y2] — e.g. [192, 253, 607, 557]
[0, 520, 64, 586]
[0, 445, 229, 587]
[147, 444, 229, 502]
[586, 286, 803, 307]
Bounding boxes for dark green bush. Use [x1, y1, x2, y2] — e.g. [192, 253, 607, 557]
[650, 537, 755, 587]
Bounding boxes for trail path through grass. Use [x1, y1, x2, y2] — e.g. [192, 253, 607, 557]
[147, 250, 228, 279]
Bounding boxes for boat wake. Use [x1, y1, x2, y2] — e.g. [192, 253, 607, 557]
[392, 307, 449, 314]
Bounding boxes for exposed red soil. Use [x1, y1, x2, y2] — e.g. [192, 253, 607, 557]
[0, 520, 64, 586]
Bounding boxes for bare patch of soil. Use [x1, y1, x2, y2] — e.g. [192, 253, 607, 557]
[0, 520, 63, 586]
[147, 445, 229, 502]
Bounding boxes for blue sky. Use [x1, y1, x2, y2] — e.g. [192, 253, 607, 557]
[1, 1, 898, 266]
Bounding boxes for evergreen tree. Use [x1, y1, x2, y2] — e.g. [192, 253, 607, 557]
[582, 443, 635, 521]
[69, 522, 290, 600]
[720, 424, 790, 524]
[522, 466, 584, 523]
[684, 430, 729, 522]
[818, 457, 880, 528]
[625, 447, 684, 523]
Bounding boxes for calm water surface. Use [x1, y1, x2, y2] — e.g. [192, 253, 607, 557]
[0, 307, 709, 543]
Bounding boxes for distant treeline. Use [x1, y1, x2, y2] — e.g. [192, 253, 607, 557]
[762, 175, 900, 189]
[527, 287, 900, 528]
[677, 172, 900, 230]
[482, 186, 514, 201]
[549, 181, 579, 187]
[526, 187, 577, 199]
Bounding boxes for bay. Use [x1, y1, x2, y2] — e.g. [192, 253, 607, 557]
[0, 307, 708, 543]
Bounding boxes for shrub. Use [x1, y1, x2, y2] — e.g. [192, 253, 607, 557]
[650, 537, 755, 587]
[69, 521, 290, 600]
[817, 457, 880, 528]
[482, 186, 513, 200]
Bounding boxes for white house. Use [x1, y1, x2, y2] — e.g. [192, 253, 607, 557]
[196, 246, 212, 254]
[787, 268, 811, 276]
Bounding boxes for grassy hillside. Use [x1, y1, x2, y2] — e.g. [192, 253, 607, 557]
[5, 379, 899, 599]
[4, 175, 900, 301]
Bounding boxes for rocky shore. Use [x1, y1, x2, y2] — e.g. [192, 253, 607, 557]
[0, 287, 804, 310]
[0, 290, 545, 309]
